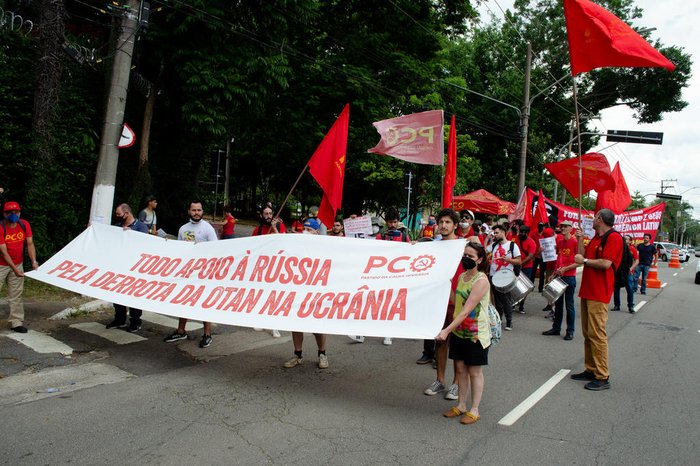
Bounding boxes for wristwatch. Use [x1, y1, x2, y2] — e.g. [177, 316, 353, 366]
[583, 258, 588, 265]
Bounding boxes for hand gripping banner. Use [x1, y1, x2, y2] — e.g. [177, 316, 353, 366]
[27, 224, 466, 339]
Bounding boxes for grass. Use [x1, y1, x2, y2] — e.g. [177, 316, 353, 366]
[19, 279, 86, 301]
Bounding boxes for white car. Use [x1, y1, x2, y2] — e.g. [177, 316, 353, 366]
[656, 242, 689, 262]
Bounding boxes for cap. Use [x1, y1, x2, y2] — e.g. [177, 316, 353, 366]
[3, 202, 20, 212]
[559, 220, 573, 227]
[303, 218, 321, 231]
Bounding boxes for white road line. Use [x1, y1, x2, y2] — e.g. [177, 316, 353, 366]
[498, 369, 570, 426]
[661, 282, 668, 288]
[673, 272, 678, 277]
[70, 322, 147, 345]
[633, 301, 647, 312]
[141, 311, 203, 331]
[1, 330, 73, 355]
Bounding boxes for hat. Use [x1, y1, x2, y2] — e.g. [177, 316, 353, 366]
[3, 201, 20, 212]
[303, 218, 321, 231]
[559, 220, 573, 227]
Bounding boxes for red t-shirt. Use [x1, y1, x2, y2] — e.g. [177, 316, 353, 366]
[556, 236, 578, 277]
[530, 231, 542, 257]
[456, 226, 474, 238]
[579, 231, 623, 303]
[222, 214, 236, 236]
[518, 237, 537, 269]
[252, 223, 287, 235]
[0, 220, 32, 266]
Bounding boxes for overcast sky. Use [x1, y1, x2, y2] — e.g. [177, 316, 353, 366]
[481, 0, 699, 217]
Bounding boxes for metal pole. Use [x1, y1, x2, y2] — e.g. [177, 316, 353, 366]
[89, 0, 141, 224]
[406, 171, 413, 229]
[517, 43, 532, 200]
[224, 137, 232, 208]
[213, 149, 223, 220]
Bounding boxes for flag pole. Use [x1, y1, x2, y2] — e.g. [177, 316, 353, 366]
[275, 164, 309, 219]
[571, 77, 584, 222]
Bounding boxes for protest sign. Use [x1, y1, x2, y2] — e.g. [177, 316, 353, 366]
[343, 216, 373, 239]
[540, 236, 558, 262]
[27, 224, 465, 339]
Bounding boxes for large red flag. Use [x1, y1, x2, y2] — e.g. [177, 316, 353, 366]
[367, 110, 444, 165]
[531, 189, 550, 230]
[442, 115, 457, 208]
[545, 152, 615, 199]
[308, 104, 350, 228]
[595, 162, 631, 214]
[564, 0, 676, 76]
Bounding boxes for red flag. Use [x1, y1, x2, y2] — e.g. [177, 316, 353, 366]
[545, 152, 615, 199]
[564, 0, 675, 76]
[308, 104, 350, 228]
[442, 115, 457, 208]
[595, 162, 631, 214]
[368, 110, 444, 165]
[531, 189, 550, 230]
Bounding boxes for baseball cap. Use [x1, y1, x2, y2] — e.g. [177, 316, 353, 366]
[303, 218, 321, 231]
[3, 201, 20, 212]
[559, 220, 573, 227]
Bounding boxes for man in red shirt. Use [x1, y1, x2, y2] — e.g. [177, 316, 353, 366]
[571, 209, 623, 391]
[542, 220, 578, 340]
[252, 205, 287, 235]
[0, 202, 38, 333]
[515, 225, 537, 314]
[612, 234, 639, 313]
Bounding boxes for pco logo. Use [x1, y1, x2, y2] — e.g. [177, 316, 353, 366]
[363, 254, 436, 274]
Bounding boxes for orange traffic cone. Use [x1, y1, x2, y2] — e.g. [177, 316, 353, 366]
[644, 257, 661, 289]
[668, 249, 681, 269]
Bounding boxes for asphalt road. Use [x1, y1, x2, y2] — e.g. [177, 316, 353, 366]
[0, 258, 698, 465]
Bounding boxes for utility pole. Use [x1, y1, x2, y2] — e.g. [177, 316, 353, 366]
[88, 0, 141, 224]
[223, 137, 233, 209]
[517, 43, 532, 200]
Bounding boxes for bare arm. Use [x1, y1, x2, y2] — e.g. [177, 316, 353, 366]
[436, 276, 490, 340]
[0, 243, 23, 276]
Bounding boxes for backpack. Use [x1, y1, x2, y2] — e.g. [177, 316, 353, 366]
[598, 229, 632, 288]
[487, 303, 502, 346]
[509, 241, 521, 276]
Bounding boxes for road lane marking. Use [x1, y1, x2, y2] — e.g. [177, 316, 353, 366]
[70, 322, 147, 344]
[1, 330, 73, 355]
[633, 301, 647, 312]
[661, 283, 668, 288]
[141, 311, 203, 331]
[498, 369, 570, 426]
[673, 273, 678, 276]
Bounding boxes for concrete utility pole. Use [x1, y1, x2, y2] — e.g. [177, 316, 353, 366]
[89, 0, 141, 224]
[517, 43, 532, 200]
[223, 137, 232, 208]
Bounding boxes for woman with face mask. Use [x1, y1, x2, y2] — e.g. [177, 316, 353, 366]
[435, 241, 491, 425]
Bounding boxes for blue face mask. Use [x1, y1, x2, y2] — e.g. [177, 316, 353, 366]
[7, 213, 19, 223]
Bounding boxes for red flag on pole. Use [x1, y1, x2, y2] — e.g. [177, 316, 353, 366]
[594, 162, 631, 214]
[564, 0, 676, 76]
[545, 152, 615, 199]
[367, 110, 444, 165]
[531, 189, 550, 231]
[442, 115, 457, 208]
[308, 104, 350, 228]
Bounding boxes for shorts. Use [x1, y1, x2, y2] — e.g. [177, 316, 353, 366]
[449, 335, 489, 366]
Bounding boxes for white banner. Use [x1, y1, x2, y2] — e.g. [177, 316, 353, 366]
[27, 225, 466, 339]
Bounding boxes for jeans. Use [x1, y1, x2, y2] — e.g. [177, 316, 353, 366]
[553, 275, 576, 334]
[613, 274, 635, 310]
[632, 264, 650, 293]
[113, 304, 143, 324]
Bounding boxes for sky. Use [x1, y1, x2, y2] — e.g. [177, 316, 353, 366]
[481, 0, 700, 218]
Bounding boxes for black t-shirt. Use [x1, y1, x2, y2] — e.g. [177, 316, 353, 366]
[636, 243, 656, 266]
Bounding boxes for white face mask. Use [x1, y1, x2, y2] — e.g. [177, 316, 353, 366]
[372, 226, 380, 234]
[459, 222, 469, 229]
[302, 230, 315, 235]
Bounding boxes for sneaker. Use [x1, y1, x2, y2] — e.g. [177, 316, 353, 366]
[505, 322, 513, 331]
[383, 337, 392, 346]
[584, 379, 610, 391]
[125, 320, 142, 332]
[424, 380, 446, 396]
[445, 383, 458, 400]
[518, 309, 526, 314]
[640, 291, 647, 295]
[164, 331, 188, 342]
[628, 306, 636, 314]
[347, 335, 365, 343]
[318, 353, 329, 369]
[416, 354, 434, 365]
[105, 320, 126, 329]
[199, 334, 212, 348]
[570, 370, 595, 381]
[11, 325, 28, 333]
[271, 329, 281, 338]
[283, 356, 302, 368]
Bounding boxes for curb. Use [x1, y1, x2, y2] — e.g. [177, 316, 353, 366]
[49, 299, 112, 320]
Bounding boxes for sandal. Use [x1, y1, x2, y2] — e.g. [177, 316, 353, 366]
[442, 406, 466, 418]
[460, 411, 480, 425]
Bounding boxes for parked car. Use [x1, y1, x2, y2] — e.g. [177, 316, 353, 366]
[656, 242, 689, 262]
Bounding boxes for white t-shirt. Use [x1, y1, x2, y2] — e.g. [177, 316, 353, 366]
[487, 240, 521, 277]
[178, 220, 218, 242]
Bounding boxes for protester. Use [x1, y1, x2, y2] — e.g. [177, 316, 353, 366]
[612, 234, 639, 313]
[106, 204, 149, 332]
[436, 241, 490, 425]
[456, 210, 475, 238]
[486, 224, 521, 331]
[632, 233, 656, 294]
[164, 201, 218, 348]
[571, 208, 622, 391]
[307, 205, 327, 235]
[0, 201, 38, 333]
[221, 205, 236, 239]
[419, 215, 438, 239]
[423, 208, 463, 401]
[328, 220, 345, 237]
[138, 195, 158, 235]
[515, 225, 536, 314]
[542, 220, 578, 340]
[253, 205, 287, 235]
[283, 218, 329, 369]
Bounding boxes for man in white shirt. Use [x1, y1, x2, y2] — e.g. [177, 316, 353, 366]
[487, 224, 521, 331]
[164, 201, 218, 348]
